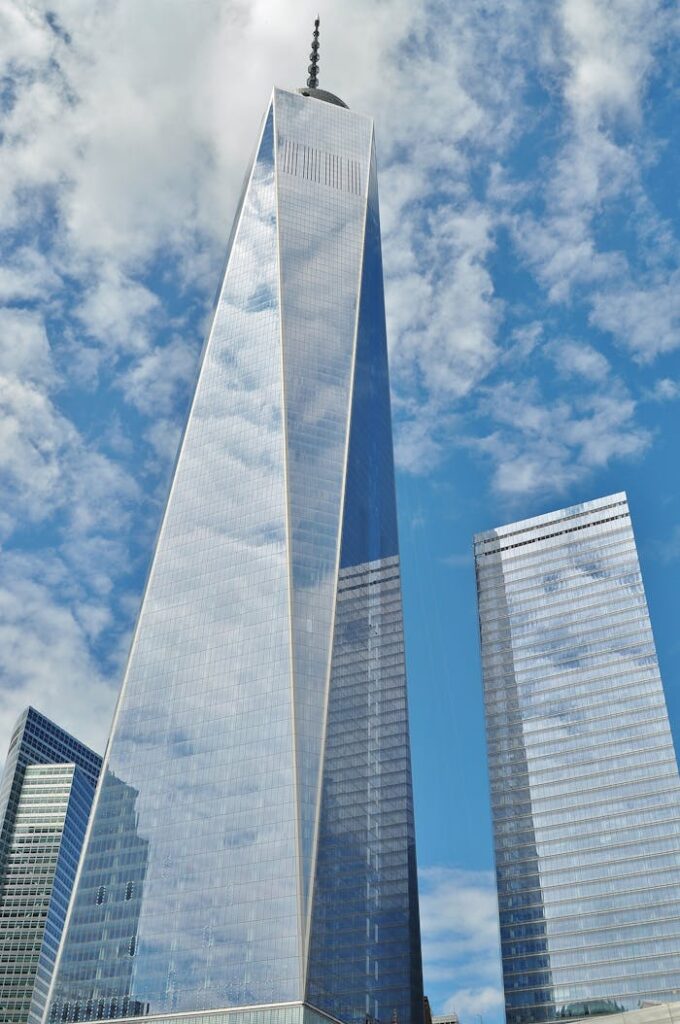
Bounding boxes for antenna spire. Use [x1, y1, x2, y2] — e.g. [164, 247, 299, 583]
[307, 15, 320, 89]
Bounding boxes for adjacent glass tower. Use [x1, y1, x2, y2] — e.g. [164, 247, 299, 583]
[0, 708, 102, 1024]
[45, 86, 423, 1024]
[474, 493, 680, 1024]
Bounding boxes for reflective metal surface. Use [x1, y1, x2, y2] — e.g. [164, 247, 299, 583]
[46, 89, 422, 1024]
[475, 493, 680, 1024]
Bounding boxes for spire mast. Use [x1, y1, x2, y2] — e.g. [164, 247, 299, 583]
[307, 15, 320, 89]
[299, 16, 348, 108]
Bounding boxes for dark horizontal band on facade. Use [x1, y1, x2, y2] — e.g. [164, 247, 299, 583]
[474, 497, 628, 549]
[476, 510, 630, 558]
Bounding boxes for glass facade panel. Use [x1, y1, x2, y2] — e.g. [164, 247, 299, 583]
[475, 493, 680, 1024]
[46, 88, 422, 1024]
[0, 708, 101, 868]
[0, 708, 101, 1024]
[48, 103, 300, 1020]
[56, 1001, 341, 1024]
[306, 143, 421, 1024]
[274, 89, 372, 915]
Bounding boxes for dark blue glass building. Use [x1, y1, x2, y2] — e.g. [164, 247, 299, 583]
[0, 707, 102, 1024]
[45, 85, 424, 1024]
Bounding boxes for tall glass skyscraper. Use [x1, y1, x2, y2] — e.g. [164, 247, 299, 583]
[474, 493, 680, 1024]
[45, 83, 423, 1024]
[0, 707, 102, 1024]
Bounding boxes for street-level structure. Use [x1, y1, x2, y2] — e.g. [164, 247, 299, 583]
[432, 1013, 460, 1024]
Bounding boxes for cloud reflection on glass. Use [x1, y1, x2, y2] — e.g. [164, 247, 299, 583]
[49, 102, 299, 1018]
[46, 89, 423, 1024]
[475, 494, 680, 1024]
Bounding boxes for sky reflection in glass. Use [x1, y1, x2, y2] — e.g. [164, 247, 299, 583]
[475, 493, 680, 1024]
[46, 89, 423, 1024]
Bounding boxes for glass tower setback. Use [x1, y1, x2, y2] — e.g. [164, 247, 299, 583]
[0, 708, 102, 1024]
[474, 493, 680, 1024]
[45, 86, 423, 1024]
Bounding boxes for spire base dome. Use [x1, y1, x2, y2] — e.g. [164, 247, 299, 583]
[298, 86, 348, 108]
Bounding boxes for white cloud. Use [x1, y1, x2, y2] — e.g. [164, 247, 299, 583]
[559, 0, 663, 125]
[388, 199, 501, 470]
[420, 867, 500, 952]
[548, 339, 610, 381]
[0, 304, 139, 546]
[509, 118, 636, 303]
[0, 246, 61, 302]
[0, 388, 58, 522]
[0, 551, 117, 755]
[648, 378, 680, 402]
[0, 374, 76, 531]
[419, 866, 503, 1021]
[120, 335, 196, 416]
[0, 303, 140, 761]
[418, 204, 501, 400]
[393, 399, 456, 476]
[74, 266, 161, 356]
[590, 273, 680, 360]
[512, 208, 626, 304]
[443, 986, 505, 1019]
[536, 0, 670, 207]
[473, 377, 650, 497]
[507, 0, 676, 335]
[144, 417, 183, 466]
[504, 323, 543, 364]
[0, 306, 55, 382]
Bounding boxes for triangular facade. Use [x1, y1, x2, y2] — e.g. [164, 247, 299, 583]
[45, 88, 423, 1024]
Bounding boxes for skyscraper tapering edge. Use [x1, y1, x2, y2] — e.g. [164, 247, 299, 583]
[44, 85, 423, 1024]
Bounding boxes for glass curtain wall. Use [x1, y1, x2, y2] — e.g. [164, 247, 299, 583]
[0, 764, 96, 1024]
[46, 88, 423, 1024]
[0, 708, 101, 1024]
[475, 493, 680, 1024]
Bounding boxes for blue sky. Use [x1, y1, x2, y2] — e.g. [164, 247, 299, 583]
[1, 1, 679, 1021]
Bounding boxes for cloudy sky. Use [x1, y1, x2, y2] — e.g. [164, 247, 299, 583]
[1, 0, 679, 1020]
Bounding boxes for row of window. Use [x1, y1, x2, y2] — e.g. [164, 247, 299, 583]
[502, 916, 680, 958]
[478, 554, 640, 615]
[476, 513, 630, 572]
[474, 501, 628, 554]
[477, 533, 637, 596]
[479, 578, 646, 638]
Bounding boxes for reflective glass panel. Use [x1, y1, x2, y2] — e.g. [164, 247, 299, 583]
[475, 494, 680, 1024]
[274, 89, 373, 915]
[306, 144, 423, 1024]
[46, 89, 424, 1024]
[0, 708, 101, 1024]
[49, 103, 300, 1020]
